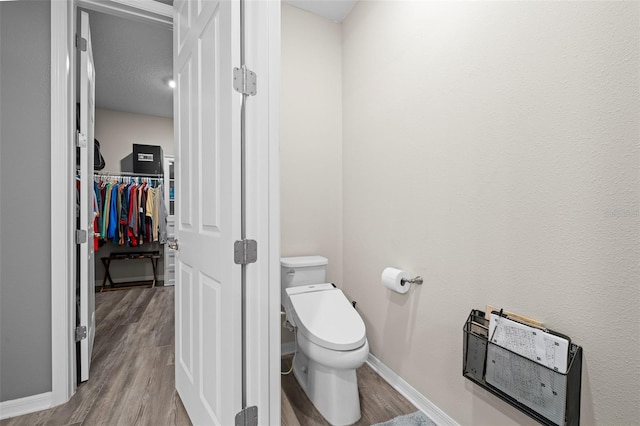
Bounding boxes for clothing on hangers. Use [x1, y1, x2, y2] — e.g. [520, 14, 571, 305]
[92, 173, 165, 247]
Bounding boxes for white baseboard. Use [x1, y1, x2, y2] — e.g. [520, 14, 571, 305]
[281, 341, 296, 356]
[0, 391, 54, 420]
[366, 354, 458, 426]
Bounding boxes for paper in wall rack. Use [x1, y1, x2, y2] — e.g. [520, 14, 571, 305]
[463, 309, 582, 426]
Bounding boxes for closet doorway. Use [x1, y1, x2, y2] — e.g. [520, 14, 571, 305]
[76, 4, 175, 384]
[58, 1, 280, 423]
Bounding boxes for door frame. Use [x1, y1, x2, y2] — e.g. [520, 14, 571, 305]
[50, 1, 280, 422]
[51, 0, 76, 405]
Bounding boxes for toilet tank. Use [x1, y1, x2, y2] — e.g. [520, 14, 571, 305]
[281, 256, 328, 305]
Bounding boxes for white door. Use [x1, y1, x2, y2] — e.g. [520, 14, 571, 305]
[173, 0, 242, 424]
[78, 10, 96, 383]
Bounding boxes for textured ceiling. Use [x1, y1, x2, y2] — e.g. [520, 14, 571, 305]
[88, 0, 355, 119]
[89, 9, 173, 118]
[283, 0, 357, 22]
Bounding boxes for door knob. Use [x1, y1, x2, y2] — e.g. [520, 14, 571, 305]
[168, 239, 179, 250]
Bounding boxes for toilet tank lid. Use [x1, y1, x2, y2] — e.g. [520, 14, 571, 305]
[281, 256, 328, 268]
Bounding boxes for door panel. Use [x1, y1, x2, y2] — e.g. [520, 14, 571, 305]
[78, 10, 96, 383]
[200, 273, 222, 417]
[177, 53, 192, 229]
[173, 1, 241, 424]
[198, 10, 221, 233]
[178, 264, 194, 382]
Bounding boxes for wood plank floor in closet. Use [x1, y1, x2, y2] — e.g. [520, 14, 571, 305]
[2, 287, 417, 426]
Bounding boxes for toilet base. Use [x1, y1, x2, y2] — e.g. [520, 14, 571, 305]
[293, 349, 362, 426]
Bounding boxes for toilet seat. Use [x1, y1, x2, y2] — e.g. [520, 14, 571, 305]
[287, 285, 366, 351]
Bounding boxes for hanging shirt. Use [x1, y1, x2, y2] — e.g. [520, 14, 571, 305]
[101, 182, 113, 240]
[93, 181, 102, 237]
[152, 185, 160, 242]
[119, 184, 129, 246]
[92, 185, 99, 249]
[146, 187, 154, 220]
[138, 183, 147, 243]
[128, 184, 139, 246]
[107, 183, 119, 241]
[145, 187, 154, 243]
[157, 183, 168, 244]
[99, 181, 107, 239]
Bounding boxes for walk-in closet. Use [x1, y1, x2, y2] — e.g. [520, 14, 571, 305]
[75, 5, 174, 383]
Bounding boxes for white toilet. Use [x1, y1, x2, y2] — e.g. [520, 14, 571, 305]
[281, 256, 369, 426]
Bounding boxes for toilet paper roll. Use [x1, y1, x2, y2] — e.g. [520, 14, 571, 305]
[381, 267, 411, 294]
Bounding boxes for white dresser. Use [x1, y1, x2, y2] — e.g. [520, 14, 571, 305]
[163, 156, 176, 286]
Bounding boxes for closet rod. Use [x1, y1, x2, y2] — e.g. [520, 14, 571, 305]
[94, 171, 163, 178]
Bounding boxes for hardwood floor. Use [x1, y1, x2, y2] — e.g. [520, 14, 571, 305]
[280, 357, 418, 426]
[1, 287, 190, 426]
[2, 287, 418, 426]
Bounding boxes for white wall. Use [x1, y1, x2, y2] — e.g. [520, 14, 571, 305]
[281, 5, 343, 284]
[95, 108, 173, 173]
[281, 4, 343, 344]
[341, 2, 639, 425]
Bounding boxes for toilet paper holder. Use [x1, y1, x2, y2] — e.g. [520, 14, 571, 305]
[401, 276, 423, 286]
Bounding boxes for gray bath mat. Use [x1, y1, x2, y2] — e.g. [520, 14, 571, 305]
[372, 410, 437, 426]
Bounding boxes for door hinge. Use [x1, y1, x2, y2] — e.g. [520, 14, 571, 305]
[75, 229, 87, 244]
[76, 34, 87, 52]
[234, 239, 257, 265]
[235, 406, 258, 426]
[75, 326, 87, 342]
[76, 131, 87, 148]
[233, 66, 257, 96]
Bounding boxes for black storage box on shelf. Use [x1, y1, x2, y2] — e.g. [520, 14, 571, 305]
[133, 144, 163, 175]
[463, 309, 582, 426]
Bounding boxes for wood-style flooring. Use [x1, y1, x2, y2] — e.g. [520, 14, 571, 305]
[281, 357, 417, 426]
[2, 287, 418, 426]
[1, 287, 190, 426]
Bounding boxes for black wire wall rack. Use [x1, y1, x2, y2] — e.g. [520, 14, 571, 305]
[463, 309, 582, 426]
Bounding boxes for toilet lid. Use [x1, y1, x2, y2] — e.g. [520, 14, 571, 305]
[289, 288, 366, 351]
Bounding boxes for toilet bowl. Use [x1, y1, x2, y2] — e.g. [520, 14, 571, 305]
[285, 283, 369, 425]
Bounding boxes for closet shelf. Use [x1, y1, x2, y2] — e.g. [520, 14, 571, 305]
[94, 171, 163, 178]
